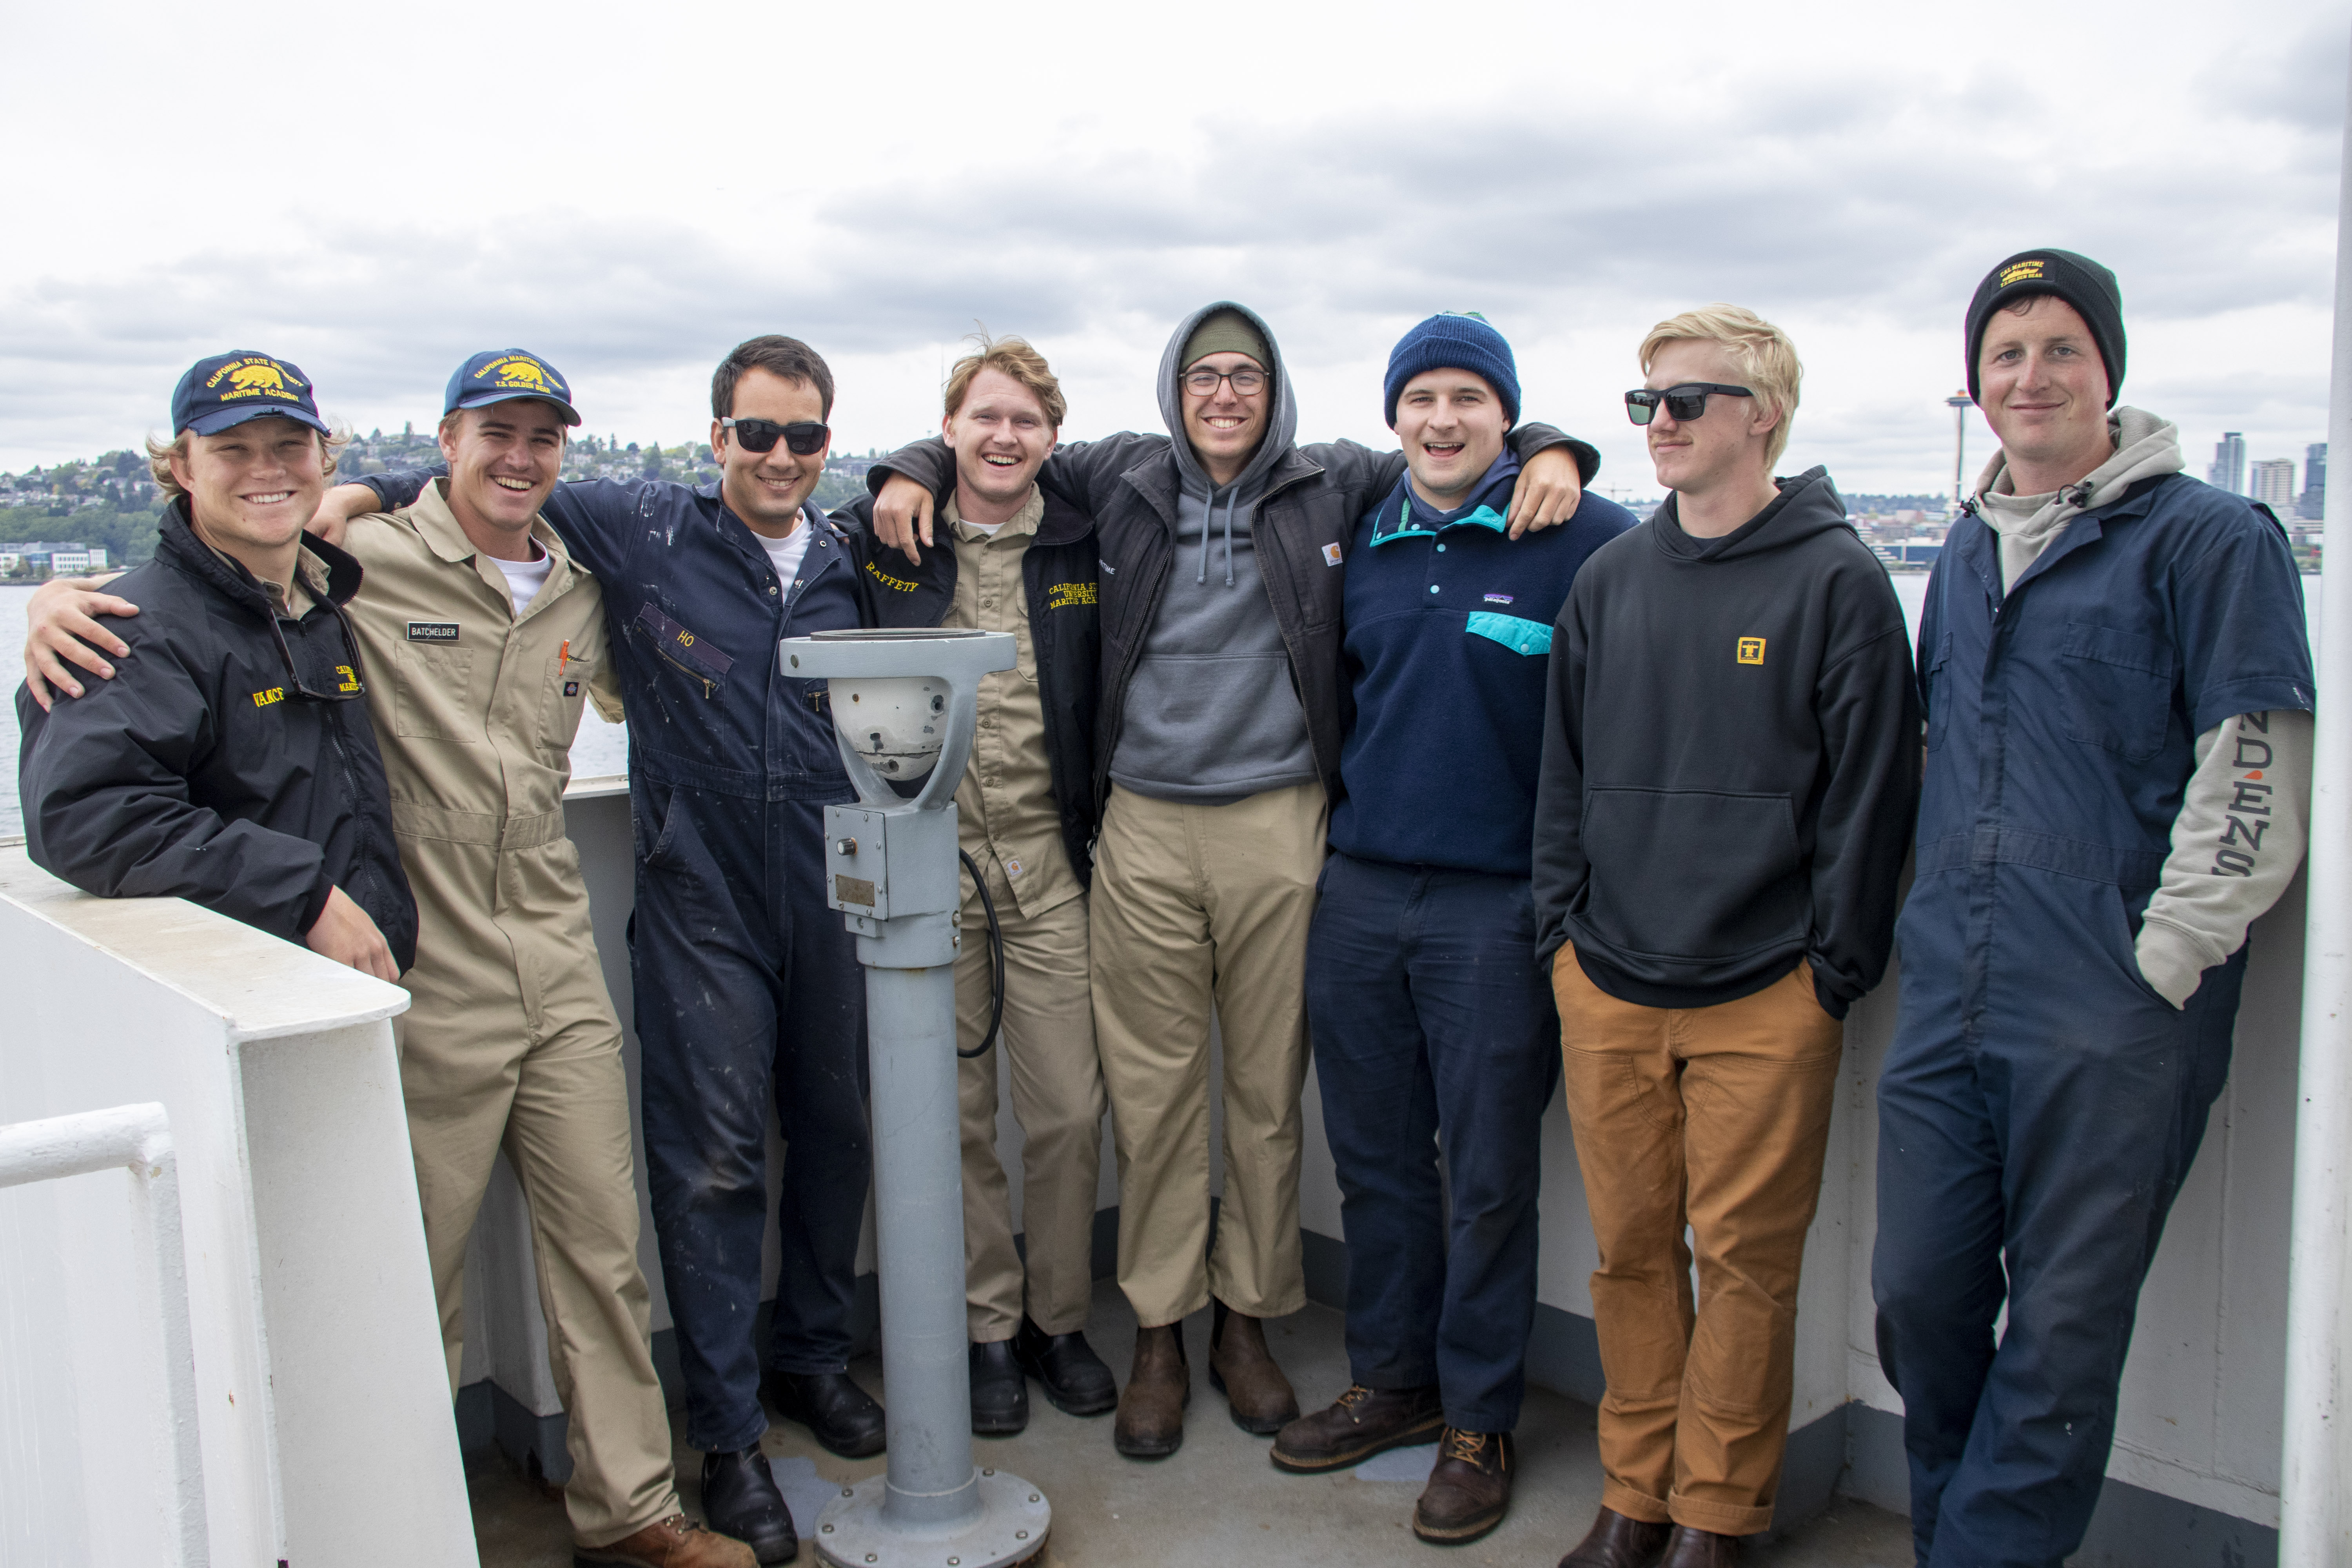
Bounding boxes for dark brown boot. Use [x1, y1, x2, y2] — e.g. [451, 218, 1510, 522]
[1559, 1504, 1673, 1568]
[1658, 1525, 1742, 1566]
[1271, 1382, 1445, 1472]
[1279, 1382, 1439, 1476]
[1207, 1298, 1299, 1435]
[1413, 1427, 1514, 1543]
[1113, 1323, 1189, 1458]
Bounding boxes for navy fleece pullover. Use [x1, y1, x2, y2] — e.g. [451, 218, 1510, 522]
[1327, 455, 1633, 877]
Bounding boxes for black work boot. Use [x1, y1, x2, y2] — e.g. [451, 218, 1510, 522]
[969, 1338, 1030, 1435]
[1013, 1316, 1117, 1416]
[697, 1446, 797, 1564]
[760, 1369, 886, 1459]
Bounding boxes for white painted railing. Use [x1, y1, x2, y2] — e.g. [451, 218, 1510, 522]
[0, 1103, 204, 1567]
[0, 844, 474, 1568]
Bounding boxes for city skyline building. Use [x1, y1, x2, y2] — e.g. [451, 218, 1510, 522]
[2303, 442, 2328, 521]
[2209, 431, 2248, 495]
[2252, 458, 2297, 510]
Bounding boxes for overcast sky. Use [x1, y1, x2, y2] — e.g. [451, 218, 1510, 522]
[2, 0, 2345, 499]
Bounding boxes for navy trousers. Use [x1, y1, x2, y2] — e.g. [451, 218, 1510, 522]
[631, 777, 870, 1455]
[1873, 865, 2245, 1568]
[1306, 851, 1560, 1432]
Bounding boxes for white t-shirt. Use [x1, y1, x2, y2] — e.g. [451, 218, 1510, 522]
[488, 548, 555, 617]
[758, 521, 813, 588]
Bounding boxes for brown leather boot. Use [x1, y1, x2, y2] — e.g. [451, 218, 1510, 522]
[1658, 1525, 1742, 1566]
[1113, 1323, 1189, 1458]
[1413, 1427, 1514, 1543]
[1558, 1504, 1673, 1568]
[1271, 1383, 1444, 1472]
[1207, 1298, 1299, 1435]
[575, 1513, 758, 1568]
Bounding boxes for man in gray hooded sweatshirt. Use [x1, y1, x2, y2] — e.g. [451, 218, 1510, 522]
[867, 301, 1596, 1458]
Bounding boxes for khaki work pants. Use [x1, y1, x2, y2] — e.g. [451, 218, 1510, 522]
[1090, 781, 1325, 1327]
[958, 882, 1105, 1341]
[396, 832, 676, 1549]
[1552, 953, 1843, 1538]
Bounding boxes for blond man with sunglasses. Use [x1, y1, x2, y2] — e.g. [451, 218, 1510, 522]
[1532, 307, 1918, 1568]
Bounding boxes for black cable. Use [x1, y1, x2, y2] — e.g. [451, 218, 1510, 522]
[958, 849, 1004, 1058]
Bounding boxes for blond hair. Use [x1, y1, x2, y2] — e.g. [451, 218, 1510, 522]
[1638, 304, 1802, 468]
[146, 419, 349, 505]
[943, 332, 1065, 428]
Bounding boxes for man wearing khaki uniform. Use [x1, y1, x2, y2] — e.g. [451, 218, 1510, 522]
[844, 335, 1116, 1436]
[347, 354, 750, 1568]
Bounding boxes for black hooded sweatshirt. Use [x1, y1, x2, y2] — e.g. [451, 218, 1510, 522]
[1530, 467, 1918, 1018]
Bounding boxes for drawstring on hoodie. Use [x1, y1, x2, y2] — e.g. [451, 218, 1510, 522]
[1194, 488, 1239, 586]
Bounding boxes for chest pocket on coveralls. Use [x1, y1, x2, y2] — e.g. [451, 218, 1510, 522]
[631, 603, 733, 699]
[2060, 621, 2172, 763]
[393, 644, 477, 741]
[541, 653, 595, 758]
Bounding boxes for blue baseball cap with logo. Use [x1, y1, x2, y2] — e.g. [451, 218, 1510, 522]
[445, 348, 582, 426]
[171, 351, 331, 437]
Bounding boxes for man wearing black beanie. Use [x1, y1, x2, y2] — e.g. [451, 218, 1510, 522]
[1873, 251, 2316, 1567]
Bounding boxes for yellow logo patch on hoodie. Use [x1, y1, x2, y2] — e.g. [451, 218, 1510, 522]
[1737, 637, 1767, 666]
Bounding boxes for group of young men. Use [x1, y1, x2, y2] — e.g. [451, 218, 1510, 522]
[15, 245, 2315, 1568]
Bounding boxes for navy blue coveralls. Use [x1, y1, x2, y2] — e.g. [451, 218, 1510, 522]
[1312, 459, 1632, 1432]
[355, 466, 870, 1456]
[1871, 473, 2311, 1568]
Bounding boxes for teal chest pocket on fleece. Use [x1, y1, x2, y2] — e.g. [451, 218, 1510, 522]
[1465, 612, 1553, 656]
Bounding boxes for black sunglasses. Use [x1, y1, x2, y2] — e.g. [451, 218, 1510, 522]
[269, 597, 367, 702]
[1624, 383, 1755, 425]
[722, 417, 829, 455]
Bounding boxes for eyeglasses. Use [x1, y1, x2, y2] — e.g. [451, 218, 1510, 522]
[1624, 383, 1755, 425]
[722, 417, 830, 455]
[269, 597, 367, 702]
[1182, 367, 1268, 397]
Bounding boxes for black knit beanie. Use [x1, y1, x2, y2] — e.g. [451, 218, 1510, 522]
[1964, 249, 2125, 408]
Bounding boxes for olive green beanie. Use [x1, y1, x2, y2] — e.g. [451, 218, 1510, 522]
[1181, 308, 1270, 370]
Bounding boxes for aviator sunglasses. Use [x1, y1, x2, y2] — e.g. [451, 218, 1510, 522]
[1624, 383, 1755, 425]
[722, 417, 830, 455]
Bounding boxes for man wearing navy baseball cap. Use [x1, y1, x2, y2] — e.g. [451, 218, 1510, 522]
[25, 348, 758, 1568]
[1270, 314, 1633, 1544]
[18, 349, 416, 986]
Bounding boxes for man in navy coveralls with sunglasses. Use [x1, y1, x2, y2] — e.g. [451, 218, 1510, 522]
[312, 336, 877, 1562]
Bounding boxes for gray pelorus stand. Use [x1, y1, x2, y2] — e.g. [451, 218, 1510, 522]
[779, 627, 1049, 1568]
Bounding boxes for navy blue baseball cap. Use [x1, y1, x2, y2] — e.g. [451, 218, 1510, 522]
[445, 348, 582, 425]
[172, 351, 331, 437]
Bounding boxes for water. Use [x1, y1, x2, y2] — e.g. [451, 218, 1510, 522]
[0, 573, 2327, 839]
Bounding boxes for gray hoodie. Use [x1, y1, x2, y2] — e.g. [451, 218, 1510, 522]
[1107, 301, 1319, 803]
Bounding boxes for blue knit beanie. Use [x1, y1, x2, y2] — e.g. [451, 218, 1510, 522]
[1384, 312, 1520, 429]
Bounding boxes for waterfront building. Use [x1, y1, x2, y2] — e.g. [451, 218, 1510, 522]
[2251, 457, 2297, 510]
[2302, 441, 2328, 519]
[2208, 431, 2247, 494]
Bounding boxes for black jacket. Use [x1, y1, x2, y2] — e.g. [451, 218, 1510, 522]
[16, 505, 417, 969]
[834, 486, 1102, 882]
[870, 423, 1595, 819]
[1530, 468, 1919, 1018]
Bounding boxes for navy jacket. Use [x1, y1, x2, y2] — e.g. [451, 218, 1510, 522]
[17, 505, 417, 967]
[356, 471, 859, 808]
[1904, 472, 2312, 978]
[1327, 455, 1633, 877]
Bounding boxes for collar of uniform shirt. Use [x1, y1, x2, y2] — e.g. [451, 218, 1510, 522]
[945, 486, 1045, 543]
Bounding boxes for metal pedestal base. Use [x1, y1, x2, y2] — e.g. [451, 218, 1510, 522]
[813, 1468, 1050, 1568]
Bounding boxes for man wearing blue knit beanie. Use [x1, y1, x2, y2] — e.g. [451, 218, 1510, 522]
[1271, 313, 1635, 1546]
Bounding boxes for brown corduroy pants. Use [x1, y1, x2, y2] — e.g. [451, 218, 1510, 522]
[1552, 951, 1843, 1537]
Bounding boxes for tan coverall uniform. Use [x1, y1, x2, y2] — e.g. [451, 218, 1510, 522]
[343, 481, 677, 1548]
[944, 491, 1108, 1341]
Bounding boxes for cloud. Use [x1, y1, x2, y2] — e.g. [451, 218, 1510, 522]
[0, 8, 2339, 490]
